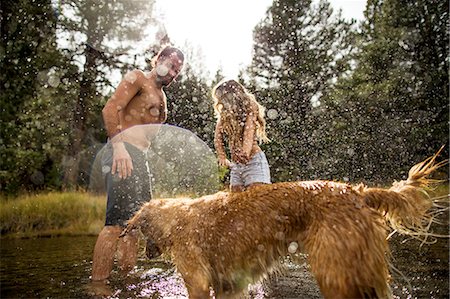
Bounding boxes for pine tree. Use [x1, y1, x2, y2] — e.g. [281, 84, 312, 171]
[0, 0, 78, 193]
[166, 57, 216, 149]
[247, 0, 355, 181]
[56, 0, 160, 188]
[320, 0, 449, 182]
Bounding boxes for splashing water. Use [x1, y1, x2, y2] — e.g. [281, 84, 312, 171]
[88, 124, 221, 198]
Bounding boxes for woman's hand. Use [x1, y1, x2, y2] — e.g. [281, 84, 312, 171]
[233, 149, 250, 164]
[218, 156, 232, 168]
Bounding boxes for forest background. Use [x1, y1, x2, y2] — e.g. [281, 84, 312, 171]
[1, 0, 448, 196]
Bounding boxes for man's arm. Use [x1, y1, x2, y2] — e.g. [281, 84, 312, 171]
[102, 70, 142, 137]
[103, 70, 142, 179]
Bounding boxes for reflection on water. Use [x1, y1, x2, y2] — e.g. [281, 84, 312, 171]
[388, 231, 450, 299]
[0, 234, 448, 298]
[1, 236, 95, 298]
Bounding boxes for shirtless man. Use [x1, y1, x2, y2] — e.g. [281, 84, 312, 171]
[90, 46, 184, 288]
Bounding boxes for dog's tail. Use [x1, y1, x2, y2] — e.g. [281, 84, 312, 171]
[361, 146, 448, 239]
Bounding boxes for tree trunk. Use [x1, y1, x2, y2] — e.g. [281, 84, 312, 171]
[62, 46, 96, 189]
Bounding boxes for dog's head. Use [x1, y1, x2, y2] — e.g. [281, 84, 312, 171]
[145, 238, 162, 259]
[120, 225, 162, 259]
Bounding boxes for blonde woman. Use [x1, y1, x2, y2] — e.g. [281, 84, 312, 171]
[212, 79, 271, 192]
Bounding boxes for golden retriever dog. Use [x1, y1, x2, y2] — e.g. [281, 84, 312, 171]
[122, 149, 447, 299]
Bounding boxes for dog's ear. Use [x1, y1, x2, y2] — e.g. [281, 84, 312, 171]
[145, 238, 162, 259]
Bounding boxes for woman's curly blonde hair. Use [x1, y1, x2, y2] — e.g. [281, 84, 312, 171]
[212, 79, 269, 149]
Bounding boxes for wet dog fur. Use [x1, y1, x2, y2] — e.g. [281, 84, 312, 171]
[124, 150, 447, 298]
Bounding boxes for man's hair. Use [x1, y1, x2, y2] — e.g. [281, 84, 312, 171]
[151, 46, 184, 68]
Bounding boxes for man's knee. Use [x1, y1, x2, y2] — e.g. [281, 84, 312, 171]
[101, 225, 122, 236]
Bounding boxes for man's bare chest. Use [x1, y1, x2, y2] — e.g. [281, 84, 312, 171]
[123, 87, 165, 122]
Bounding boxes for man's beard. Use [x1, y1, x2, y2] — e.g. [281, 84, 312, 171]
[158, 75, 173, 87]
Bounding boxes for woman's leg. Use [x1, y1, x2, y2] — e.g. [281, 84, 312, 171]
[230, 163, 245, 192]
[231, 185, 245, 192]
[246, 182, 264, 190]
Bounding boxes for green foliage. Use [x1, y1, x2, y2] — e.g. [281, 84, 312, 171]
[317, 0, 449, 182]
[2, 0, 447, 194]
[162, 61, 224, 193]
[166, 63, 217, 148]
[0, 0, 163, 194]
[0, 0, 79, 194]
[145, 125, 221, 198]
[56, 0, 159, 188]
[247, 0, 356, 181]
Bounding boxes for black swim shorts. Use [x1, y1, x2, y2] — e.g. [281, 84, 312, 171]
[101, 142, 152, 227]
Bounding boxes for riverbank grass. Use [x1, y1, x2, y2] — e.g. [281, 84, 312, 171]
[0, 192, 105, 238]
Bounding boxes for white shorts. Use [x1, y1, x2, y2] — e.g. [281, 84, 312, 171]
[230, 151, 271, 187]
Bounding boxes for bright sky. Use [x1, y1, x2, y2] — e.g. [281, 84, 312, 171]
[154, 0, 366, 79]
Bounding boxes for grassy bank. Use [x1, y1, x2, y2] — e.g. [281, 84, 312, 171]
[0, 192, 105, 238]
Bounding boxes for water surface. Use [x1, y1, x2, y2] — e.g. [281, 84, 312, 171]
[1, 234, 448, 298]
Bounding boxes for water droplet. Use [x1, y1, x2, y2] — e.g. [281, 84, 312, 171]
[124, 71, 137, 84]
[275, 231, 285, 240]
[102, 165, 111, 174]
[288, 241, 298, 254]
[267, 109, 278, 119]
[156, 64, 169, 76]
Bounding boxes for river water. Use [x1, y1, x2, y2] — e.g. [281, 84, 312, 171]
[1, 236, 96, 298]
[1, 236, 192, 298]
[1, 232, 448, 299]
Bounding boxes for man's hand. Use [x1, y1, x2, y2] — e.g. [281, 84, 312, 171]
[112, 143, 133, 179]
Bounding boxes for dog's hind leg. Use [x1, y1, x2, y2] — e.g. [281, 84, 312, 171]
[303, 208, 391, 299]
[176, 263, 211, 299]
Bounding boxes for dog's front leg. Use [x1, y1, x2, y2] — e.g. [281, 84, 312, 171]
[186, 286, 210, 299]
[183, 276, 211, 299]
[177, 265, 211, 298]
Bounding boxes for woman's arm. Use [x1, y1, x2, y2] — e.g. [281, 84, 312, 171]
[214, 120, 231, 167]
[240, 103, 259, 163]
[242, 113, 255, 159]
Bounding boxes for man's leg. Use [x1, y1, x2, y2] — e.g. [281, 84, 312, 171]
[117, 228, 139, 275]
[116, 144, 153, 272]
[91, 225, 122, 281]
